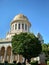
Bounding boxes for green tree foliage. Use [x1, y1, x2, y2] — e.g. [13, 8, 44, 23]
[11, 33, 42, 62]
[42, 43, 48, 57]
[47, 43, 49, 60]
[42, 44, 48, 52]
[42, 43, 49, 60]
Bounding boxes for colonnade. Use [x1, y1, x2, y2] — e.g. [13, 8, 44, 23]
[0, 46, 46, 64]
[0, 46, 24, 63]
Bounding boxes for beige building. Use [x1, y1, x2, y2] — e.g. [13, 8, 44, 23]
[0, 14, 31, 63]
[0, 14, 46, 64]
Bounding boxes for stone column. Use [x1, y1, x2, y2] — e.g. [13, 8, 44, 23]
[14, 54, 17, 61]
[0, 48, 1, 63]
[12, 54, 16, 62]
[20, 22, 22, 29]
[24, 23, 25, 31]
[19, 55, 23, 63]
[4, 48, 7, 62]
[10, 51, 13, 63]
[20, 22, 22, 32]
[17, 55, 23, 63]
[17, 54, 19, 63]
[22, 57, 25, 63]
[27, 25, 28, 32]
[17, 23, 18, 30]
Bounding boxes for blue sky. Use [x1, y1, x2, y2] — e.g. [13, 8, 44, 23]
[0, 0, 49, 43]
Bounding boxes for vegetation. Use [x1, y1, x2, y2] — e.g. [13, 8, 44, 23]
[11, 32, 42, 63]
[30, 61, 38, 65]
[0, 62, 37, 65]
[47, 60, 49, 65]
[42, 43, 49, 60]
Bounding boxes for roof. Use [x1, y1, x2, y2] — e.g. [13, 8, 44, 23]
[11, 14, 31, 26]
[12, 14, 28, 21]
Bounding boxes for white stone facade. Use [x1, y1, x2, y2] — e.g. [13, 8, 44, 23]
[6, 14, 31, 39]
[0, 14, 46, 63]
[0, 14, 31, 63]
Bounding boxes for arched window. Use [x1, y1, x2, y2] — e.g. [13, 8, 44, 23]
[22, 23, 24, 29]
[18, 23, 20, 29]
[15, 24, 17, 30]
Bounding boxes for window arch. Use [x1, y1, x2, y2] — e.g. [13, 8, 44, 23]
[22, 23, 24, 29]
[15, 24, 17, 30]
[1, 47, 5, 56]
[18, 23, 20, 29]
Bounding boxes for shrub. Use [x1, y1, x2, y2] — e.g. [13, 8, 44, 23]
[47, 61, 49, 65]
[30, 61, 38, 65]
[0, 63, 4, 65]
[0, 63, 17, 65]
[22, 62, 25, 65]
[8, 63, 15, 65]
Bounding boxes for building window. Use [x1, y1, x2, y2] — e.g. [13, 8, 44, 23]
[22, 23, 24, 29]
[15, 24, 17, 30]
[25, 24, 27, 30]
[18, 23, 20, 29]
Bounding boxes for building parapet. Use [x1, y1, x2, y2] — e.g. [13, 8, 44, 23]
[0, 38, 11, 43]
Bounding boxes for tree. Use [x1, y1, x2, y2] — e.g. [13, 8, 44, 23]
[42, 43, 48, 52]
[47, 43, 49, 60]
[42, 43, 49, 60]
[11, 33, 42, 63]
[42, 43, 48, 60]
[37, 33, 44, 43]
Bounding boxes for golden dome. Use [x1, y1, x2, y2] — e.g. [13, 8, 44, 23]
[11, 14, 31, 26]
[12, 14, 28, 21]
